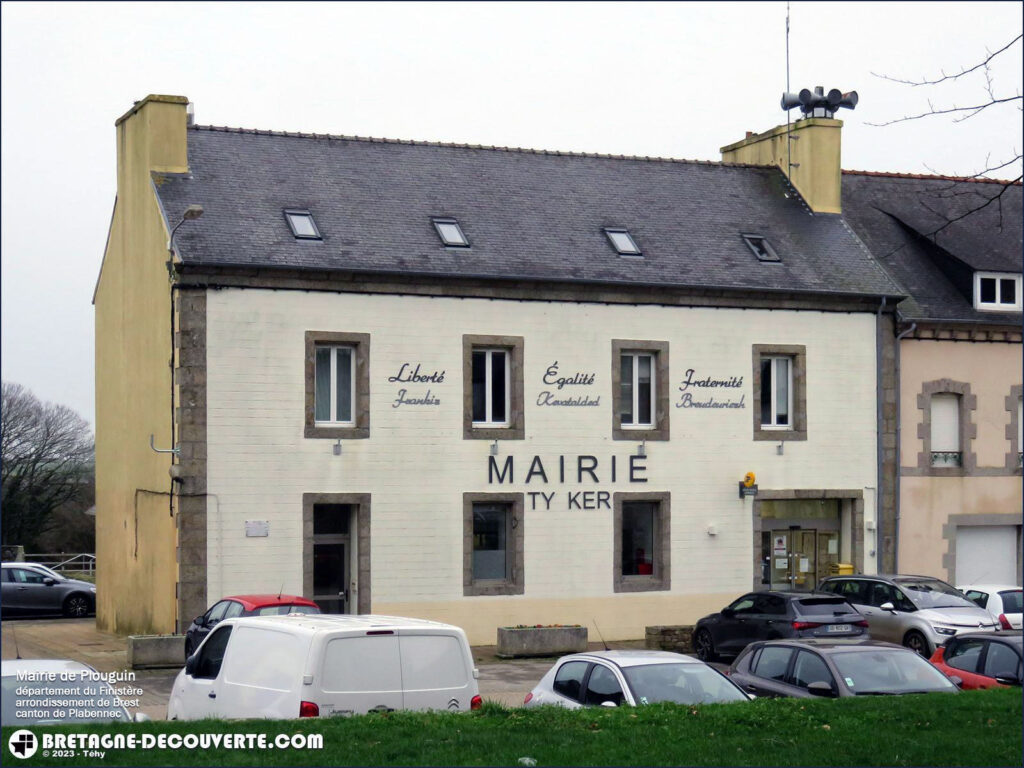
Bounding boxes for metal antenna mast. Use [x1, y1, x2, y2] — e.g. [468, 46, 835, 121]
[786, 2, 792, 178]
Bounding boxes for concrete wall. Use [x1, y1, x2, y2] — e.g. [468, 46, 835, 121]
[202, 288, 879, 643]
[94, 95, 189, 634]
[898, 337, 1022, 580]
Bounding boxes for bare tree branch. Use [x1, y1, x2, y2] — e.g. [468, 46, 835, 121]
[870, 34, 1022, 86]
[866, 95, 1021, 126]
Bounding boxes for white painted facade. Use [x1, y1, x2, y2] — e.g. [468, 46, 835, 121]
[204, 287, 879, 643]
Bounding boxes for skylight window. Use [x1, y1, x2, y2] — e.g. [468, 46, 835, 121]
[742, 234, 780, 262]
[432, 218, 469, 247]
[604, 228, 641, 256]
[284, 209, 321, 240]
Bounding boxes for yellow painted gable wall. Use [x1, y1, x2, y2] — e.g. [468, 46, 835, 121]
[721, 118, 844, 214]
[94, 96, 189, 634]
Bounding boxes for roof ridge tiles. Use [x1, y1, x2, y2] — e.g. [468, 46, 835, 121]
[843, 168, 1022, 186]
[189, 123, 777, 170]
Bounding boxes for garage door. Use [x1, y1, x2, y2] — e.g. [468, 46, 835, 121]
[956, 526, 1020, 585]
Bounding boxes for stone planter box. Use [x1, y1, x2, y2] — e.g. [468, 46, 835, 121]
[497, 626, 588, 658]
[645, 625, 695, 654]
[127, 634, 185, 669]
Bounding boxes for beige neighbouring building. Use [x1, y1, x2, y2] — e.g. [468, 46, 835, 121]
[95, 93, 918, 643]
[842, 171, 1022, 588]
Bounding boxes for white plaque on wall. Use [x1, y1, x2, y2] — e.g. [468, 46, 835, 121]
[245, 520, 269, 537]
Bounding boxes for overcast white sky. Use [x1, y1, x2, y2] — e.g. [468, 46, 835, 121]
[2, 1, 1021, 428]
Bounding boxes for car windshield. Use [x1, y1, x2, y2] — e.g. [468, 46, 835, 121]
[832, 649, 956, 695]
[255, 604, 320, 616]
[1, 673, 130, 725]
[621, 663, 748, 705]
[998, 590, 1023, 614]
[894, 578, 976, 609]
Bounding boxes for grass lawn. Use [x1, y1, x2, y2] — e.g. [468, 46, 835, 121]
[3, 689, 1020, 766]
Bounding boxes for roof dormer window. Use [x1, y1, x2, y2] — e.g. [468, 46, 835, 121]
[285, 209, 321, 240]
[432, 218, 469, 247]
[975, 272, 1021, 312]
[742, 234, 780, 262]
[604, 228, 641, 256]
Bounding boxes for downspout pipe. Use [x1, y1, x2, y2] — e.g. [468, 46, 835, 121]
[893, 317, 917, 574]
[876, 297, 886, 572]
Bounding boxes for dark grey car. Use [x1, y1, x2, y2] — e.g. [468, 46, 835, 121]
[693, 591, 868, 661]
[1, 564, 95, 617]
[728, 638, 960, 698]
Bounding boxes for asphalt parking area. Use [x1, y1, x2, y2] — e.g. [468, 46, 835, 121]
[2, 618, 714, 719]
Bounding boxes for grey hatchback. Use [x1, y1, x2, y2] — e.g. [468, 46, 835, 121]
[0, 563, 95, 618]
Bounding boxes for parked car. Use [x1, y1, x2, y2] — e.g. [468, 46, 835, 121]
[5, 562, 65, 581]
[692, 591, 868, 662]
[184, 594, 320, 658]
[817, 574, 999, 656]
[728, 638, 960, 698]
[523, 650, 750, 709]
[929, 631, 1023, 689]
[168, 614, 480, 720]
[957, 585, 1022, 630]
[0, 563, 96, 618]
[1, 659, 149, 725]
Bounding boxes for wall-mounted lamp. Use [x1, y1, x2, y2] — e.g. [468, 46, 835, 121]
[166, 204, 204, 277]
[490, 440, 499, 456]
[333, 439, 342, 456]
[637, 439, 646, 458]
[776, 441, 784, 456]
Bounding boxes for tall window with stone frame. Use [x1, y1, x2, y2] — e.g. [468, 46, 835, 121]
[462, 335, 524, 440]
[760, 356, 793, 429]
[751, 344, 807, 442]
[930, 393, 962, 468]
[304, 331, 370, 440]
[611, 340, 669, 442]
[463, 493, 524, 596]
[613, 492, 670, 593]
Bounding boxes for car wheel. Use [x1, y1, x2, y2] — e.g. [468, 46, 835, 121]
[694, 629, 717, 662]
[63, 594, 91, 618]
[903, 629, 930, 657]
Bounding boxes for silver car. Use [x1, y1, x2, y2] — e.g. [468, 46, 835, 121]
[1, 563, 96, 618]
[523, 650, 750, 708]
[818, 574, 999, 656]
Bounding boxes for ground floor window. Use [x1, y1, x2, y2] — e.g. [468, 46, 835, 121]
[463, 493, 524, 596]
[614, 492, 670, 592]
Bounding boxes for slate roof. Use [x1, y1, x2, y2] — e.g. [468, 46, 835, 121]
[842, 171, 1022, 324]
[156, 126, 902, 300]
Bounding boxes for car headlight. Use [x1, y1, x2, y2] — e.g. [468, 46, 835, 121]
[90, 587, 97, 593]
[932, 626, 956, 636]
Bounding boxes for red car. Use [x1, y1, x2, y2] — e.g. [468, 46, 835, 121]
[184, 594, 320, 658]
[929, 631, 1023, 689]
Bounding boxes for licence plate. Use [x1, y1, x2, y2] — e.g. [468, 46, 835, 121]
[826, 624, 851, 633]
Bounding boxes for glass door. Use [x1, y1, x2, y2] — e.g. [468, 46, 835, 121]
[769, 529, 817, 591]
[312, 504, 352, 613]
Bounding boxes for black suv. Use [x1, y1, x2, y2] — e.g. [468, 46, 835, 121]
[693, 591, 868, 662]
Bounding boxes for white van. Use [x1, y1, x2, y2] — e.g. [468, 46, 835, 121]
[166, 614, 481, 720]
